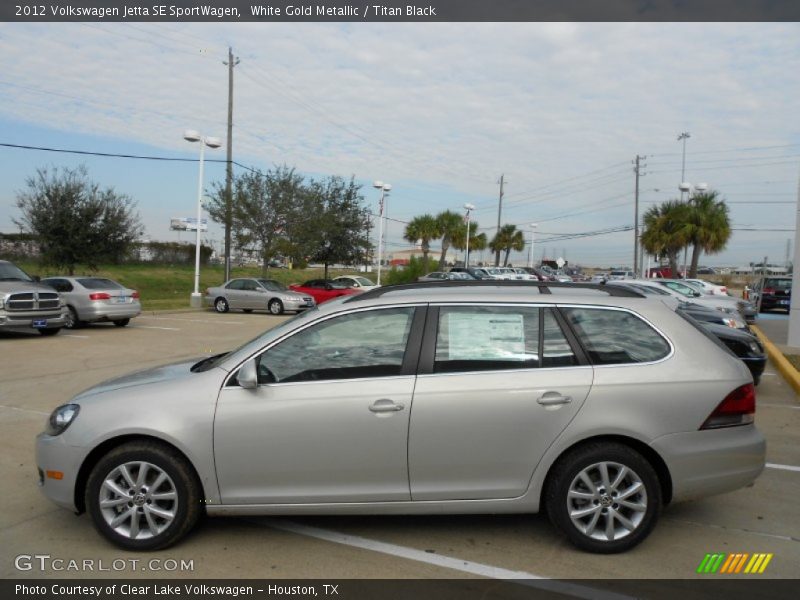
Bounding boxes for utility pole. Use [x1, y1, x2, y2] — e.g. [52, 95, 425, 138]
[788, 163, 800, 347]
[633, 155, 646, 277]
[494, 174, 504, 266]
[223, 47, 240, 282]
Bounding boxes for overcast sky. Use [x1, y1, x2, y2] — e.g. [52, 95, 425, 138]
[0, 22, 798, 268]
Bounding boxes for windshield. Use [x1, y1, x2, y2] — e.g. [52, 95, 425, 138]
[0, 262, 34, 282]
[77, 278, 124, 290]
[354, 277, 374, 286]
[258, 279, 287, 292]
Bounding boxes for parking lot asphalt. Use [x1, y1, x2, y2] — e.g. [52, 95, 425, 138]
[1, 311, 799, 583]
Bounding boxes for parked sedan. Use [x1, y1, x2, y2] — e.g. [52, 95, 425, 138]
[42, 277, 141, 328]
[750, 277, 792, 312]
[332, 276, 379, 291]
[288, 279, 361, 304]
[205, 278, 315, 315]
[650, 279, 757, 322]
[418, 271, 474, 282]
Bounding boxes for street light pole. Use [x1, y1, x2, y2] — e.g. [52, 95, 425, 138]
[373, 181, 391, 285]
[678, 132, 691, 201]
[464, 203, 475, 267]
[184, 130, 221, 307]
[528, 223, 537, 269]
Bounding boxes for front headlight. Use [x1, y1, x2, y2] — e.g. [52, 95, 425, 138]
[0, 295, 6, 310]
[45, 404, 80, 436]
[717, 306, 736, 314]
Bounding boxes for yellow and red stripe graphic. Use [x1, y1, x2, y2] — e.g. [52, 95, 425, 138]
[697, 553, 773, 574]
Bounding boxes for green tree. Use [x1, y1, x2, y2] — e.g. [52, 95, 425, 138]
[435, 210, 464, 270]
[684, 191, 731, 278]
[207, 165, 303, 275]
[490, 224, 525, 267]
[306, 176, 372, 279]
[404, 214, 440, 271]
[14, 166, 142, 274]
[640, 199, 690, 277]
[451, 220, 487, 265]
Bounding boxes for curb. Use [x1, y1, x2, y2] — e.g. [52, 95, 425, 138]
[751, 325, 800, 396]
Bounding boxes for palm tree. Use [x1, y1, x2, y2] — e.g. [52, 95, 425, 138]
[640, 200, 690, 277]
[404, 214, 440, 272]
[451, 220, 487, 264]
[684, 191, 731, 278]
[490, 224, 525, 267]
[436, 210, 464, 270]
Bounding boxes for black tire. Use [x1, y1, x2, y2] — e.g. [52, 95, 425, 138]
[39, 328, 61, 336]
[545, 442, 661, 554]
[268, 299, 284, 315]
[113, 319, 130, 327]
[86, 440, 202, 551]
[65, 307, 82, 329]
[214, 297, 229, 313]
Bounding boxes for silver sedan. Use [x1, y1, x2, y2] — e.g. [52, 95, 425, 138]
[205, 278, 315, 315]
[41, 276, 141, 328]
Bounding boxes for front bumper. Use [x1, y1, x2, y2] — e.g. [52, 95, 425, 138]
[0, 309, 67, 331]
[651, 425, 765, 503]
[35, 431, 88, 512]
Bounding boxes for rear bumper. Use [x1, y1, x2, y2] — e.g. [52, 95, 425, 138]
[742, 356, 767, 382]
[651, 425, 765, 503]
[78, 302, 141, 322]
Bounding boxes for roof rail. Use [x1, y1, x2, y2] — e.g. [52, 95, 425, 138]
[344, 280, 645, 302]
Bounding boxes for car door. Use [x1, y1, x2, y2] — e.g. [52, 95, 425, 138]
[240, 279, 263, 309]
[408, 304, 592, 501]
[224, 279, 246, 308]
[214, 305, 426, 504]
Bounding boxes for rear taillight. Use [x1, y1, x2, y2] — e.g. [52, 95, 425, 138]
[89, 292, 111, 301]
[132, 291, 140, 299]
[700, 384, 755, 430]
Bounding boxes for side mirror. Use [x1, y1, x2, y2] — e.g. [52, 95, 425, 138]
[237, 358, 258, 389]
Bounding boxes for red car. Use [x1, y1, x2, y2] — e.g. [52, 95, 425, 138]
[288, 279, 362, 304]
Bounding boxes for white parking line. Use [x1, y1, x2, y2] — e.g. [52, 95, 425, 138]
[766, 463, 800, 473]
[0, 405, 49, 416]
[131, 325, 181, 331]
[759, 403, 800, 410]
[60, 334, 90, 339]
[138, 316, 245, 325]
[263, 519, 634, 600]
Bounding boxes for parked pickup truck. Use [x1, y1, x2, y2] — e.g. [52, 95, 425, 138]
[0, 260, 67, 336]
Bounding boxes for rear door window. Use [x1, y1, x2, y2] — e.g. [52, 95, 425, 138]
[561, 307, 670, 365]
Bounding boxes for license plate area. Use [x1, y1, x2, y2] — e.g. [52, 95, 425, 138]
[32, 319, 47, 328]
[116, 296, 128, 303]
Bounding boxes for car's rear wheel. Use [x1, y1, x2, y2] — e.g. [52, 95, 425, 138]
[268, 299, 284, 315]
[65, 307, 82, 329]
[214, 298, 229, 313]
[545, 442, 661, 553]
[86, 441, 202, 551]
[113, 319, 130, 327]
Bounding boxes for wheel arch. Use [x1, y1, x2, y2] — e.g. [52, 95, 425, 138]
[74, 434, 206, 515]
[540, 434, 673, 508]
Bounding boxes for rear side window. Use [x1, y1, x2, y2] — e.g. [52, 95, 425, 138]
[561, 307, 670, 365]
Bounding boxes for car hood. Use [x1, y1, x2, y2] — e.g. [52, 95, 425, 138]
[0, 280, 57, 294]
[73, 357, 203, 401]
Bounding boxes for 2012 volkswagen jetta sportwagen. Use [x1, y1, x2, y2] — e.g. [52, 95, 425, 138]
[36, 281, 765, 553]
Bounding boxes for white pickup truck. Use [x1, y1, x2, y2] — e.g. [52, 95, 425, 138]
[0, 260, 67, 336]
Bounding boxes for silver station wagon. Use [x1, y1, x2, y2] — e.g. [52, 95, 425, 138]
[36, 282, 765, 553]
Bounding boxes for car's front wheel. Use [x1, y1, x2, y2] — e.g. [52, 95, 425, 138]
[86, 441, 202, 551]
[268, 299, 284, 315]
[545, 442, 661, 553]
[113, 319, 130, 327]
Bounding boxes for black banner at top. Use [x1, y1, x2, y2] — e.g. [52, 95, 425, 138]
[2, 0, 800, 22]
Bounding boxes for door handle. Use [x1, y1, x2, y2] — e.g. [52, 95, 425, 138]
[537, 392, 572, 406]
[369, 399, 405, 413]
